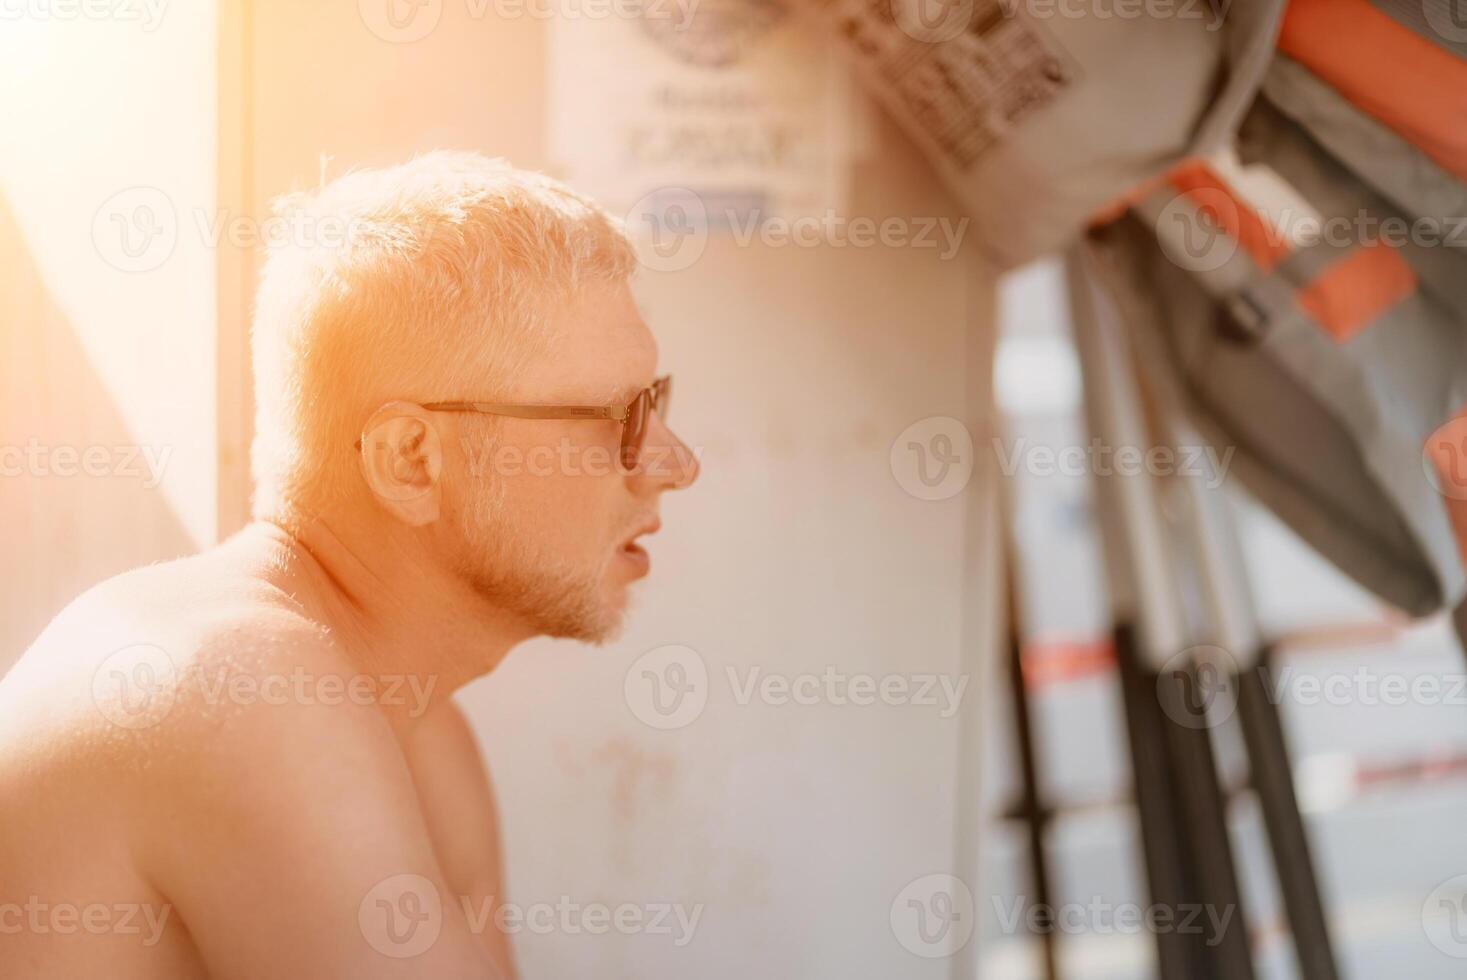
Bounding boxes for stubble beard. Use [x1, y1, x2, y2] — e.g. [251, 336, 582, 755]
[455, 481, 624, 644]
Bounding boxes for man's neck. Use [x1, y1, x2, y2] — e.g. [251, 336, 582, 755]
[232, 516, 533, 739]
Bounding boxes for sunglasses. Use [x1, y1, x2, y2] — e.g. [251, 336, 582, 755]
[358, 376, 672, 472]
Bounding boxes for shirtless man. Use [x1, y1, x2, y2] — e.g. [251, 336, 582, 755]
[0, 152, 699, 978]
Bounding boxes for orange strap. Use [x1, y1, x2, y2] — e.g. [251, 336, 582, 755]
[1278, 0, 1467, 181]
[1166, 160, 1292, 273]
[1102, 159, 1417, 341]
[1296, 241, 1417, 342]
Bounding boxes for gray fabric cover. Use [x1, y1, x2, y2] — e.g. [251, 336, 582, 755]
[1114, 98, 1467, 615]
[810, 0, 1287, 270]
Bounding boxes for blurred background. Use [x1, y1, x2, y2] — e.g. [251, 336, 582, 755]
[2, 2, 1465, 978]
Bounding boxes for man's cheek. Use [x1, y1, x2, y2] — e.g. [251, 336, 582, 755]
[529, 482, 605, 547]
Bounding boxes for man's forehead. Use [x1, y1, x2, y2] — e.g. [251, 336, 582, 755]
[576, 335, 659, 402]
[522, 290, 658, 401]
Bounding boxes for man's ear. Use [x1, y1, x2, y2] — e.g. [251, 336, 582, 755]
[357, 402, 444, 526]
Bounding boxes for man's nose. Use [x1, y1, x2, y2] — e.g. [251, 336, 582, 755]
[635, 413, 699, 490]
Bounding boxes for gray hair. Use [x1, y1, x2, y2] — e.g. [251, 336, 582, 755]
[248, 150, 639, 521]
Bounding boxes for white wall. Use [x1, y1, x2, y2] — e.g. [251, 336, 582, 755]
[0, 3, 217, 664]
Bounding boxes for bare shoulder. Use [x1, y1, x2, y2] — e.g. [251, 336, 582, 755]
[0, 552, 400, 855]
[0, 552, 357, 764]
[0, 557, 502, 977]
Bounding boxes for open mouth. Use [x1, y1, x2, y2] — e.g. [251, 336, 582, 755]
[615, 522, 659, 577]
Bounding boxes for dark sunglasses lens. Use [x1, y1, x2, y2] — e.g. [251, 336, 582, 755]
[620, 390, 651, 470]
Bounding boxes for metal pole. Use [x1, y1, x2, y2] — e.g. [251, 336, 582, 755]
[997, 511, 1061, 980]
[1066, 248, 1214, 979]
[1238, 656, 1342, 980]
[1114, 232, 1343, 980]
[1067, 243, 1258, 980]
